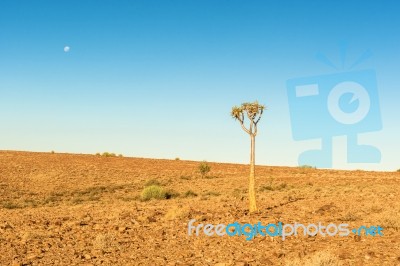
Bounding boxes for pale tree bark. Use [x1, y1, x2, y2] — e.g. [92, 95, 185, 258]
[249, 133, 257, 212]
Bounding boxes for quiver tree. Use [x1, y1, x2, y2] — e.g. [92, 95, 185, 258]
[231, 101, 265, 213]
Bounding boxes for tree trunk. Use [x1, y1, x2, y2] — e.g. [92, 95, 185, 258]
[249, 134, 257, 212]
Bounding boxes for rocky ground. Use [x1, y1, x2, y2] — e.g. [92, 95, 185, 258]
[0, 151, 399, 265]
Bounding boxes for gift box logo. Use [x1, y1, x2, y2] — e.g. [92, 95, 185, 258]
[287, 54, 382, 168]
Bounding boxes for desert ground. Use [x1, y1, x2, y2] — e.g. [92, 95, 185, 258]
[0, 151, 399, 265]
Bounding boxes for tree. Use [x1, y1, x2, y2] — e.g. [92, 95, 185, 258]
[198, 161, 211, 178]
[231, 101, 265, 212]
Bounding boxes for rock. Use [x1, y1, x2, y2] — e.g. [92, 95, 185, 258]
[1, 222, 13, 230]
[147, 216, 157, 223]
[26, 254, 37, 260]
[83, 216, 92, 222]
[79, 221, 89, 226]
[11, 261, 20, 266]
[93, 224, 102, 230]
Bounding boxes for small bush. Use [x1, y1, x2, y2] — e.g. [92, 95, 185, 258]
[140, 185, 179, 201]
[102, 152, 116, 157]
[50, 150, 55, 154]
[118, 154, 123, 157]
[397, 169, 400, 172]
[277, 182, 287, 190]
[93, 233, 115, 253]
[300, 165, 316, 169]
[339, 212, 359, 222]
[260, 182, 288, 192]
[71, 197, 84, 205]
[144, 179, 162, 187]
[183, 190, 198, 198]
[204, 175, 218, 179]
[180, 175, 191, 180]
[199, 161, 211, 178]
[140, 185, 166, 201]
[175, 157, 180, 160]
[260, 185, 274, 191]
[2, 201, 21, 209]
[164, 206, 190, 220]
[203, 191, 220, 197]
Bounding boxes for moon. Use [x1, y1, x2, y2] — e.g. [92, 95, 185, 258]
[64, 46, 70, 52]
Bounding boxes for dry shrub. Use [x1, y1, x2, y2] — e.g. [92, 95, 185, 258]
[182, 190, 197, 198]
[164, 206, 190, 220]
[140, 185, 179, 201]
[93, 233, 116, 253]
[140, 185, 166, 201]
[198, 161, 211, 178]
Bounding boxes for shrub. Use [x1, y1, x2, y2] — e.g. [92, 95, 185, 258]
[260, 185, 274, 191]
[300, 165, 316, 169]
[199, 161, 211, 178]
[140, 185, 179, 201]
[118, 154, 123, 157]
[339, 212, 359, 222]
[175, 157, 180, 160]
[204, 175, 218, 179]
[277, 182, 288, 190]
[203, 191, 220, 197]
[164, 206, 190, 220]
[183, 190, 198, 198]
[102, 152, 116, 157]
[397, 169, 400, 172]
[140, 185, 166, 201]
[2, 201, 21, 209]
[260, 182, 288, 192]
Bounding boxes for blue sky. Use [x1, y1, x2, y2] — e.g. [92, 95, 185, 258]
[0, 1, 399, 170]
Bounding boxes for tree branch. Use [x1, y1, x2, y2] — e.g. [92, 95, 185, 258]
[255, 109, 263, 125]
[240, 120, 251, 135]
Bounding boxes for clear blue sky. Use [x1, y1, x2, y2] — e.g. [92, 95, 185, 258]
[1, 1, 399, 170]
